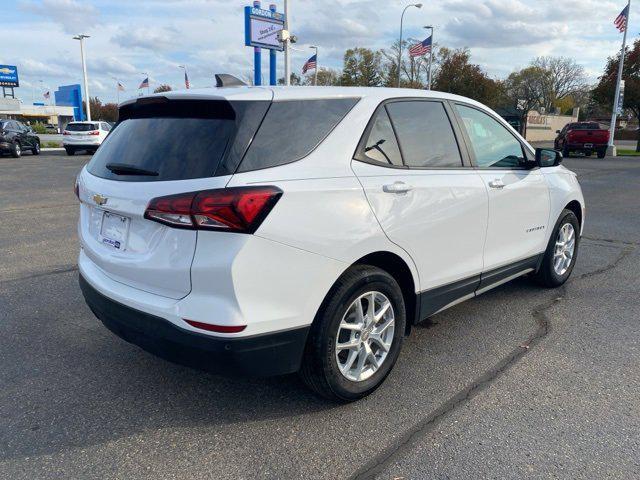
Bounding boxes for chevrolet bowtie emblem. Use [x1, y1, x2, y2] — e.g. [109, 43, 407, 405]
[93, 194, 108, 206]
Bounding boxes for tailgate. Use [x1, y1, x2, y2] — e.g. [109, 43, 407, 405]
[571, 130, 609, 144]
[78, 171, 230, 299]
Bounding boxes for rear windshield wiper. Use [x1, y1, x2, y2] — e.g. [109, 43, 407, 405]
[105, 163, 159, 176]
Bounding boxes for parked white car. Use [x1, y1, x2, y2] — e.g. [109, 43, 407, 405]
[63, 121, 111, 155]
[76, 86, 585, 401]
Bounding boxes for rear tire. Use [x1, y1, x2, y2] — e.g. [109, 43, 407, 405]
[10, 142, 21, 158]
[597, 150, 606, 159]
[300, 265, 406, 402]
[533, 209, 580, 288]
[65, 147, 75, 156]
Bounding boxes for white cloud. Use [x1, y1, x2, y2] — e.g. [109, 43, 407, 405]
[21, 0, 100, 34]
[5, 0, 635, 103]
[111, 26, 179, 51]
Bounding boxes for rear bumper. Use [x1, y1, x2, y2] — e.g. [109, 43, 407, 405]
[64, 143, 100, 149]
[565, 143, 607, 151]
[80, 274, 310, 377]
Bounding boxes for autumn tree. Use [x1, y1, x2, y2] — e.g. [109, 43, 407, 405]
[593, 38, 640, 151]
[340, 48, 383, 87]
[531, 56, 587, 112]
[303, 68, 340, 86]
[380, 40, 431, 88]
[433, 48, 505, 108]
[153, 84, 172, 93]
[503, 66, 546, 136]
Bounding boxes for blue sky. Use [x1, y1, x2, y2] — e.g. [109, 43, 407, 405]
[2, 0, 634, 104]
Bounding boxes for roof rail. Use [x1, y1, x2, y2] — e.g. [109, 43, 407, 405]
[215, 74, 248, 88]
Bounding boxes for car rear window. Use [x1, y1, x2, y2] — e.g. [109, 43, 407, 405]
[87, 99, 270, 182]
[67, 123, 98, 131]
[570, 123, 601, 130]
[237, 98, 359, 172]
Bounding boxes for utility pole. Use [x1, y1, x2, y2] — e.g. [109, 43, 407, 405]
[398, 3, 422, 88]
[608, 0, 631, 156]
[284, 0, 291, 85]
[73, 34, 91, 121]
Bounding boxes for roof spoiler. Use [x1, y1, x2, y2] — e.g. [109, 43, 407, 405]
[215, 74, 248, 88]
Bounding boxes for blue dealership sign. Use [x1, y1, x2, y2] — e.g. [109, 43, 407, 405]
[0, 65, 19, 87]
[244, 6, 285, 51]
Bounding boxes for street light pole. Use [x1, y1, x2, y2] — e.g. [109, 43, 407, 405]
[73, 34, 91, 121]
[398, 3, 422, 88]
[424, 25, 434, 90]
[310, 45, 318, 85]
[284, 0, 291, 86]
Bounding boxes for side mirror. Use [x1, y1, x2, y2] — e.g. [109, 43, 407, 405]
[535, 148, 562, 167]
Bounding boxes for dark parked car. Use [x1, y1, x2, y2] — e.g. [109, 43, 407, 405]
[554, 122, 609, 159]
[0, 120, 41, 157]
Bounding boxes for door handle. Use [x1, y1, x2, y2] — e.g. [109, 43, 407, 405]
[488, 179, 505, 189]
[383, 182, 413, 194]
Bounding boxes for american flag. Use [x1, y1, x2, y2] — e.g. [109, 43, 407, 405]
[615, 4, 629, 32]
[117, 82, 125, 91]
[409, 36, 432, 57]
[184, 70, 190, 89]
[43, 91, 50, 99]
[302, 54, 317, 74]
[138, 77, 149, 89]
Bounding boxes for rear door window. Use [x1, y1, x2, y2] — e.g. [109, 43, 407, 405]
[87, 99, 270, 182]
[385, 101, 463, 168]
[359, 107, 403, 167]
[238, 98, 359, 172]
[67, 123, 98, 131]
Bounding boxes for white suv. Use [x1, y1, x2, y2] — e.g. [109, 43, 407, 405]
[63, 121, 111, 155]
[76, 86, 584, 401]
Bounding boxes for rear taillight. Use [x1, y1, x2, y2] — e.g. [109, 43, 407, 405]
[144, 186, 283, 233]
[63, 130, 70, 135]
[89, 130, 100, 136]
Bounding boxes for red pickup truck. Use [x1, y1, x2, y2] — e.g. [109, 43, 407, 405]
[554, 122, 609, 159]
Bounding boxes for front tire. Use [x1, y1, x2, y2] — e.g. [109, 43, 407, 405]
[10, 142, 21, 158]
[533, 209, 580, 288]
[562, 145, 570, 158]
[32, 142, 40, 155]
[597, 150, 606, 159]
[300, 265, 406, 402]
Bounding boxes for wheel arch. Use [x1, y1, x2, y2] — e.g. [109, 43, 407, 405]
[564, 200, 582, 228]
[352, 251, 418, 334]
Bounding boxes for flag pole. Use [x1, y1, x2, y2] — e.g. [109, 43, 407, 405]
[608, 0, 631, 156]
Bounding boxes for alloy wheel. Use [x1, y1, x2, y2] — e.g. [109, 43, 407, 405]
[335, 291, 395, 382]
[553, 223, 576, 275]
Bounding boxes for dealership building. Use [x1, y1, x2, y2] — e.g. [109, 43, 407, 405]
[1, 63, 84, 130]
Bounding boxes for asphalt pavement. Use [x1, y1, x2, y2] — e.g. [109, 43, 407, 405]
[0, 152, 638, 479]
